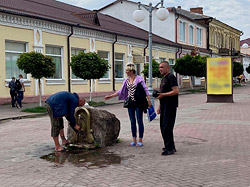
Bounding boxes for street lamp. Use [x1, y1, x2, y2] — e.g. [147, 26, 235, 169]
[133, 0, 169, 107]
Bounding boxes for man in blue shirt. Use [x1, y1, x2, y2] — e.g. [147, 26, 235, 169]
[45, 91, 85, 152]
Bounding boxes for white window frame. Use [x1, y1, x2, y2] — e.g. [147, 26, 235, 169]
[160, 58, 166, 62]
[45, 45, 64, 84]
[189, 25, 194, 44]
[115, 53, 125, 81]
[71, 48, 88, 85]
[196, 27, 202, 46]
[5, 41, 30, 82]
[98, 50, 110, 82]
[135, 63, 143, 76]
[169, 58, 176, 75]
[179, 21, 186, 42]
[71, 48, 85, 80]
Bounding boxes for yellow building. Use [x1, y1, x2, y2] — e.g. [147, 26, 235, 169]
[0, 0, 179, 104]
[209, 19, 242, 57]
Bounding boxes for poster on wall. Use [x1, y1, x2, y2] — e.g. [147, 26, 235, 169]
[207, 57, 232, 95]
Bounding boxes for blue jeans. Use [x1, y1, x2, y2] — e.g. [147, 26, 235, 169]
[17, 91, 24, 107]
[128, 107, 144, 138]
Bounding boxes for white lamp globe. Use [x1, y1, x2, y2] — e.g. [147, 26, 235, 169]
[242, 43, 249, 49]
[133, 9, 145, 22]
[156, 7, 169, 21]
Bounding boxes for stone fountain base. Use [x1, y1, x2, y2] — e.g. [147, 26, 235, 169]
[67, 106, 120, 148]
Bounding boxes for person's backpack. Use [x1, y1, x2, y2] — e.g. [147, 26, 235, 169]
[15, 79, 22, 91]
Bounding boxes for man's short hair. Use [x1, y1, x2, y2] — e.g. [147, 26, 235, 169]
[160, 61, 170, 67]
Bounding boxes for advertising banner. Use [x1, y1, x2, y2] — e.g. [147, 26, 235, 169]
[207, 57, 232, 95]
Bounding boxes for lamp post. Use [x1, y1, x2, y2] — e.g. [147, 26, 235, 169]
[133, 0, 169, 107]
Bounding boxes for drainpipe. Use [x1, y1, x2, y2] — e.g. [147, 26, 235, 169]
[67, 26, 73, 92]
[112, 34, 117, 91]
[207, 18, 213, 57]
[207, 18, 212, 51]
[144, 41, 148, 57]
[178, 45, 183, 58]
[175, 13, 182, 59]
[175, 12, 179, 44]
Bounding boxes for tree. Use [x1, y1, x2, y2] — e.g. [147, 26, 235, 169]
[173, 54, 206, 77]
[17, 51, 56, 106]
[233, 61, 243, 77]
[173, 54, 206, 89]
[141, 59, 163, 78]
[70, 52, 110, 101]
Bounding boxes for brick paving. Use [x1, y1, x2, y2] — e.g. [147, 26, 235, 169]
[0, 84, 250, 186]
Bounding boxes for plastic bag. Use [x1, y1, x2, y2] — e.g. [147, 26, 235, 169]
[147, 106, 157, 122]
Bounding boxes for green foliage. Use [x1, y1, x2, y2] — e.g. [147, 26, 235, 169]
[173, 54, 206, 77]
[17, 51, 56, 79]
[70, 52, 110, 80]
[233, 83, 242, 87]
[142, 59, 163, 78]
[246, 65, 250, 74]
[233, 61, 243, 77]
[22, 106, 47, 113]
[88, 101, 106, 107]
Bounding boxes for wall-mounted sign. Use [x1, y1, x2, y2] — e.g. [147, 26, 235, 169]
[207, 57, 232, 95]
[133, 55, 145, 64]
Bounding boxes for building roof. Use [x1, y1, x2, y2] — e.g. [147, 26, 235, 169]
[0, 0, 179, 47]
[240, 38, 250, 46]
[173, 7, 212, 21]
[98, 0, 136, 11]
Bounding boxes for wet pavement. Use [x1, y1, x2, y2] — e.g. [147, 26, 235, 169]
[40, 149, 123, 168]
[0, 84, 250, 186]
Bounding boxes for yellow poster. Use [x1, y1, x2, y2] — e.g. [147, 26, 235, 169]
[207, 57, 232, 95]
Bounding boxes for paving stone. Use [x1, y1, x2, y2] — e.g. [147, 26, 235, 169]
[1, 84, 250, 186]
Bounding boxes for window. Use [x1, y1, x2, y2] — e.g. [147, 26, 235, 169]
[189, 26, 194, 44]
[46, 46, 62, 79]
[71, 48, 85, 79]
[115, 53, 124, 78]
[169, 59, 175, 74]
[179, 21, 186, 42]
[5, 41, 27, 79]
[197, 28, 202, 46]
[160, 58, 166, 62]
[71, 48, 85, 56]
[135, 63, 142, 76]
[98, 51, 110, 79]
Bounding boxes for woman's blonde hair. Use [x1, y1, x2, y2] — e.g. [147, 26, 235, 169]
[126, 63, 136, 73]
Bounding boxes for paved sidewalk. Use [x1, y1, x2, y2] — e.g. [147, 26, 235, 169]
[0, 86, 202, 121]
[0, 84, 250, 187]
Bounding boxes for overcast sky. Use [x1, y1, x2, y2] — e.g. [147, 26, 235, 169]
[57, 0, 250, 40]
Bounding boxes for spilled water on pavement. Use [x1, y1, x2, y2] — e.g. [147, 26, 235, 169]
[40, 147, 123, 168]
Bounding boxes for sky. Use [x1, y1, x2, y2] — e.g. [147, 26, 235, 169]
[57, 0, 250, 40]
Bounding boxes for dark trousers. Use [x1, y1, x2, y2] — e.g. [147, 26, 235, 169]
[10, 90, 17, 107]
[17, 91, 24, 107]
[160, 103, 177, 151]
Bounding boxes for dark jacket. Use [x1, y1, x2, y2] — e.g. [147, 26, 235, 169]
[46, 91, 79, 127]
[135, 82, 148, 113]
[9, 80, 16, 92]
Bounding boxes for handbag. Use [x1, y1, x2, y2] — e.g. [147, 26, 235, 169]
[123, 97, 132, 108]
[152, 90, 160, 98]
[147, 105, 157, 122]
